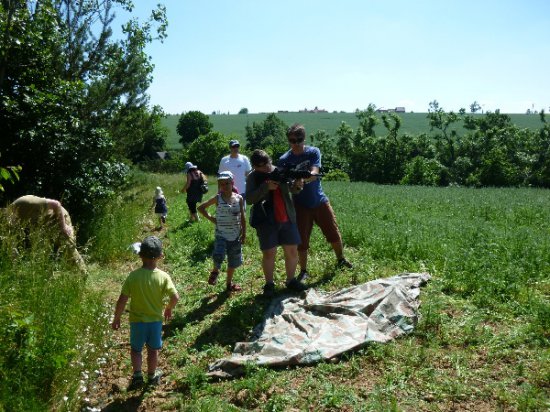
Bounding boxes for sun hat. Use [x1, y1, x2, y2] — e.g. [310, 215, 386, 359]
[155, 186, 163, 196]
[183, 161, 197, 173]
[217, 171, 234, 180]
[229, 140, 240, 147]
[139, 236, 163, 258]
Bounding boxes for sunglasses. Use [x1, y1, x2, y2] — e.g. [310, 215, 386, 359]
[288, 137, 304, 144]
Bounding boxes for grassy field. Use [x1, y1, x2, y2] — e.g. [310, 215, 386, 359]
[162, 112, 546, 150]
[2, 173, 549, 411]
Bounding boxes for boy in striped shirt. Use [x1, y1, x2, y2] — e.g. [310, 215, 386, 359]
[198, 171, 246, 292]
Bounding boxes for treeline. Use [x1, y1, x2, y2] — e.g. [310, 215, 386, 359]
[0, 0, 169, 228]
[240, 102, 550, 188]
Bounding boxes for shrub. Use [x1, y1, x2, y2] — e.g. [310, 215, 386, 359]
[323, 169, 350, 182]
[400, 157, 445, 186]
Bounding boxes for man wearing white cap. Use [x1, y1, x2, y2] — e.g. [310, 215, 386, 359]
[218, 140, 251, 196]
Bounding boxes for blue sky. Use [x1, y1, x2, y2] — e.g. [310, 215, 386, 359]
[117, 0, 549, 115]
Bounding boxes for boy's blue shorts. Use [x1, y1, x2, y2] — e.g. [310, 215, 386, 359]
[130, 321, 163, 352]
[213, 236, 242, 269]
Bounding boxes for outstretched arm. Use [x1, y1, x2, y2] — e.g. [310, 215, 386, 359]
[45, 199, 73, 238]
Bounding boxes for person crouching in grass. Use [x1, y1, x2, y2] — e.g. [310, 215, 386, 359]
[111, 236, 179, 389]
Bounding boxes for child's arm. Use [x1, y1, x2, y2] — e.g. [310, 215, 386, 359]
[197, 195, 218, 224]
[111, 294, 129, 330]
[239, 195, 246, 244]
[164, 292, 180, 321]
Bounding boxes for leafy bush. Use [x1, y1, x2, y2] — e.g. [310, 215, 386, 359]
[323, 169, 350, 182]
[186, 131, 229, 174]
[400, 157, 445, 186]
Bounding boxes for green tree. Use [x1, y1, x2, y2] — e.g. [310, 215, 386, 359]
[470, 101, 481, 113]
[0, 0, 167, 219]
[186, 131, 228, 174]
[355, 104, 379, 138]
[176, 111, 213, 145]
[427, 100, 462, 166]
[110, 105, 168, 163]
[245, 113, 288, 157]
[238, 107, 248, 114]
[400, 157, 445, 186]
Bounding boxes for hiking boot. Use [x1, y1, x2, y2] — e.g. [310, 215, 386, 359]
[297, 269, 309, 282]
[336, 258, 353, 269]
[286, 277, 308, 292]
[263, 282, 275, 297]
[161, 216, 166, 224]
[148, 370, 163, 386]
[128, 374, 144, 390]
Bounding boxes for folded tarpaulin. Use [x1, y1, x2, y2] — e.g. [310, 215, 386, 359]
[207, 272, 431, 378]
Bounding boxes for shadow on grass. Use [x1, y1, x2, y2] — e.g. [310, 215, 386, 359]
[101, 393, 143, 412]
[190, 294, 272, 350]
[170, 220, 195, 232]
[163, 292, 230, 338]
[188, 241, 213, 264]
[305, 268, 338, 289]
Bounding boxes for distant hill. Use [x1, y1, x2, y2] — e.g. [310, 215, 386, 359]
[162, 112, 546, 150]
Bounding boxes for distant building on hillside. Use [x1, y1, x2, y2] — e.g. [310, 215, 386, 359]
[299, 106, 328, 113]
[376, 107, 406, 113]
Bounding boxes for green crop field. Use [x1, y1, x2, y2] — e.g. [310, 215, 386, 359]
[162, 112, 546, 150]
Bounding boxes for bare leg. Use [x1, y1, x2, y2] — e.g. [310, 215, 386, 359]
[331, 240, 344, 260]
[298, 249, 308, 271]
[146, 347, 159, 376]
[226, 266, 235, 286]
[282, 244, 299, 282]
[262, 247, 277, 283]
[131, 349, 142, 374]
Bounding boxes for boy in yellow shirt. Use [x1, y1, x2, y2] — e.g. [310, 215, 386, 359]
[111, 236, 179, 388]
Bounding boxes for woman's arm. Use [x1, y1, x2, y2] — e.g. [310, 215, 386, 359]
[181, 173, 192, 193]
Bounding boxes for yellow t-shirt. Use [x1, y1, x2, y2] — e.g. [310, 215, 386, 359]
[121, 267, 177, 323]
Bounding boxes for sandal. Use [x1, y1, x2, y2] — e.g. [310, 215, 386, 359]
[208, 271, 219, 285]
[226, 283, 242, 292]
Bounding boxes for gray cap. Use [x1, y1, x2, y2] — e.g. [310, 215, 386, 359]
[229, 139, 240, 147]
[139, 236, 163, 258]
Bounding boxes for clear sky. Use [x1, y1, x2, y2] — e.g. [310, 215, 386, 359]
[116, 0, 550, 115]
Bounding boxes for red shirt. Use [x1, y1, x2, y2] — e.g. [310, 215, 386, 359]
[273, 186, 289, 223]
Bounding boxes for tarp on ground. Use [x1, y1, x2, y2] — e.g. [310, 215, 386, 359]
[207, 272, 431, 378]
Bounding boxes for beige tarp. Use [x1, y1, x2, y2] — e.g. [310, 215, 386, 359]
[208, 272, 431, 378]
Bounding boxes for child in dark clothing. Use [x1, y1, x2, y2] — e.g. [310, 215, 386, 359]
[152, 186, 168, 228]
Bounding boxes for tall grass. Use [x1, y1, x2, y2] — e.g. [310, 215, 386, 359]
[0, 221, 109, 411]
